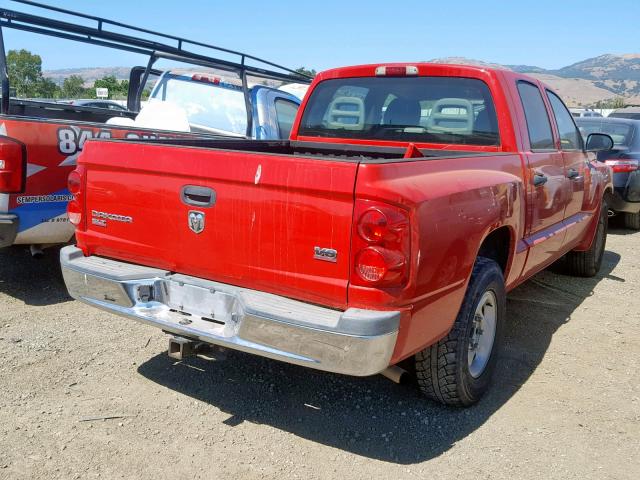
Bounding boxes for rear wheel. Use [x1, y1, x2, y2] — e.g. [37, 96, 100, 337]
[624, 211, 640, 230]
[415, 257, 505, 407]
[564, 200, 608, 277]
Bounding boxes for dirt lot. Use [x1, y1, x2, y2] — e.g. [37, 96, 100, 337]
[0, 228, 638, 480]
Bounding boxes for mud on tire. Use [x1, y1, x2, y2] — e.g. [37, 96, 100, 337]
[415, 257, 505, 407]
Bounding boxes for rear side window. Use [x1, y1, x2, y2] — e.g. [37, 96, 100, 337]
[298, 76, 500, 146]
[547, 91, 583, 150]
[274, 98, 299, 140]
[517, 81, 555, 150]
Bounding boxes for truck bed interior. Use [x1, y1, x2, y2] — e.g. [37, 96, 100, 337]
[7, 99, 135, 123]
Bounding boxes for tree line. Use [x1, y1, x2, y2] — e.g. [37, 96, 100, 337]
[592, 97, 626, 110]
[7, 49, 129, 99]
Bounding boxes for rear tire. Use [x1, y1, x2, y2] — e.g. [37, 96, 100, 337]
[415, 257, 505, 407]
[624, 211, 640, 230]
[564, 200, 608, 277]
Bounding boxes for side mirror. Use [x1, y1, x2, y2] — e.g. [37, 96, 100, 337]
[586, 133, 614, 152]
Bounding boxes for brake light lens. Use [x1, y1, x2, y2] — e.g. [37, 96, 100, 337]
[191, 74, 221, 85]
[67, 198, 82, 226]
[67, 170, 82, 195]
[356, 248, 387, 282]
[67, 167, 86, 229]
[358, 209, 388, 243]
[375, 65, 419, 77]
[0, 137, 26, 194]
[351, 200, 411, 288]
[605, 159, 639, 173]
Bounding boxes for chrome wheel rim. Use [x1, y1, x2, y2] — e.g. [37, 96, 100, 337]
[468, 290, 497, 378]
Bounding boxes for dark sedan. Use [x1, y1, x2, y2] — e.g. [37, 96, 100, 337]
[577, 117, 640, 229]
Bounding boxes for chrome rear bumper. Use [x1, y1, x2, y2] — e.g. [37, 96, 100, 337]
[60, 246, 400, 376]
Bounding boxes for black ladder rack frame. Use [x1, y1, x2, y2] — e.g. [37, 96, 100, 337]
[0, 0, 312, 137]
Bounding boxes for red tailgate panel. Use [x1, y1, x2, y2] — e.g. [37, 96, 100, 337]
[77, 141, 358, 309]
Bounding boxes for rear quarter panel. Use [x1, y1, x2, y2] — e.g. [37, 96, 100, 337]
[350, 154, 527, 362]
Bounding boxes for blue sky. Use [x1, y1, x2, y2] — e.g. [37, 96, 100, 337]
[3, 0, 640, 72]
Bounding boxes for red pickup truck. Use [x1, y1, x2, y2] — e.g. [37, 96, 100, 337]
[60, 63, 614, 406]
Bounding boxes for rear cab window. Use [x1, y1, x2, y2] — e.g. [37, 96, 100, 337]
[298, 76, 500, 146]
[150, 72, 248, 135]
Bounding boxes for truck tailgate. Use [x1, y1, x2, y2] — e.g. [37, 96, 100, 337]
[77, 141, 358, 308]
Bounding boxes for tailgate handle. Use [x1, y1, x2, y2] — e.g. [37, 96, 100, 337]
[181, 185, 216, 207]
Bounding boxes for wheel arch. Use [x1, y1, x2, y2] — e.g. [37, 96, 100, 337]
[476, 225, 515, 277]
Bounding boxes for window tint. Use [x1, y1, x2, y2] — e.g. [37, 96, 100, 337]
[517, 82, 555, 150]
[547, 91, 583, 150]
[298, 77, 500, 146]
[274, 99, 299, 139]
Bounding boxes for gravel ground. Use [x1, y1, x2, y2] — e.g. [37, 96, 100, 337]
[0, 228, 638, 480]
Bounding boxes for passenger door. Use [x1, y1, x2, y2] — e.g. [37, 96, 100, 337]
[546, 90, 589, 245]
[516, 81, 570, 275]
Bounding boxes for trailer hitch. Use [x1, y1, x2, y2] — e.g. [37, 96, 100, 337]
[167, 335, 226, 361]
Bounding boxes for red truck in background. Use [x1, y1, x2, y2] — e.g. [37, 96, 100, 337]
[60, 63, 614, 406]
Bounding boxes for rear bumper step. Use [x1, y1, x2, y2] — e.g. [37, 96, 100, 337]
[60, 246, 400, 376]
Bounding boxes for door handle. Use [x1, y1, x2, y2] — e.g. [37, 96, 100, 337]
[533, 173, 548, 187]
[567, 168, 580, 180]
[181, 185, 216, 207]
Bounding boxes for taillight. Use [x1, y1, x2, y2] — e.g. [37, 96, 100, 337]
[0, 137, 26, 194]
[67, 167, 86, 229]
[68, 170, 81, 195]
[67, 199, 82, 226]
[605, 159, 639, 173]
[351, 200, 411, 288]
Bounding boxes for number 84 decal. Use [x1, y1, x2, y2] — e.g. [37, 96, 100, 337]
[57, 127, 112, 157]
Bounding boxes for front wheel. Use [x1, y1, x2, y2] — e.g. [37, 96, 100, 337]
[624, 211, 640, 230]
[415, 257, 505, 407]
[564, 200, 608, 277]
